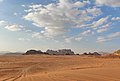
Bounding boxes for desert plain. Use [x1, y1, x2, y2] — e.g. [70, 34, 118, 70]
[0, 55, 120, 81]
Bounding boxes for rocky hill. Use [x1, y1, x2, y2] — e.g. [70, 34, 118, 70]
[46, 49, 74, 55]
[113, 49, 120, 56]
[82, 52, 101, 56]
[23, 50, 48, 55]
[23, 49, 75, 55]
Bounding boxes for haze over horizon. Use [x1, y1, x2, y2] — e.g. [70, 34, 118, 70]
[0, 0, 120, 53]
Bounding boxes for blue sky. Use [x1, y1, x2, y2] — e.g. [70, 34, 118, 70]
[0, 0, 120, 53]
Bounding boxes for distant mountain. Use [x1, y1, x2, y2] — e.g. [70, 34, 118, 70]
[46, 49, 75, 55]
[82, 52, 101, 56]
[23, 49, 75, 55]
[23, 49, 48, 55]
[0, 51, 11, 55]
[3, 52, 24, 56]
[98, 52, 111, 55]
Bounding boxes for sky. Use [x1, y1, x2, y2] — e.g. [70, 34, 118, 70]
[0, 0, 120, 53]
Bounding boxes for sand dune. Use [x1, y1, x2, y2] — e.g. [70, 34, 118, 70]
[0, 55, 120, 81]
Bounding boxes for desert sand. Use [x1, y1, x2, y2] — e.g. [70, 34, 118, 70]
[0, 55, 120, 81]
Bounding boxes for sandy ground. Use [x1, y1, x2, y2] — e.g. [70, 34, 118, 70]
[0, 55, 120, 81]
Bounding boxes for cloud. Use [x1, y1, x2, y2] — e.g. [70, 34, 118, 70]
[97, 36, 111, 42]
[96, 0, 120, 7]
[97, 28, 108, 33]
[0, 20, 6, 26]
[108, 32, 120, 38]
[64, 29, 94, 43]
[92, 16, 109, 28]
[97, 32, 120, 42]
[97, 23, 111, 33]
[21, 5, 26, 7]
[75, 37, 83, 41]
[65, 37, 73, 43]
[0, 20, 23, 31]
[18, 38, 30, 41]
[112, 17, 120, 21]
[5, 24, 23, 31]
[23, 0, 102, 38]
[81, 30, 94, 36]
[13, 13, 18, 16]
[86, 7, 102, 17]
[32, 32, 44, 39]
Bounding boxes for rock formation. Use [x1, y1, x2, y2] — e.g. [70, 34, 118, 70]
[82, 52, 101, 56]
[23, 50, 48, 55]
[24, 49, 75, 55]
[46, 50, 58, 55]
[58, 49, 74, 55]
[113, 49, 120, 56]
[46, 49, 75, 55]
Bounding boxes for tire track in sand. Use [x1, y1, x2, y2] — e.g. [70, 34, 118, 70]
[2, 63, 40, 81]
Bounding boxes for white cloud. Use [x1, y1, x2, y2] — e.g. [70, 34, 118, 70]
[21, 5, 26, 7]
[74, 1, 85, 7]
[97, 23, 111, 33]
[92, 16, 109, 28]
[97, 36, 111, 42]
[112, 17, 120, 21]
[0, 20, 24, 31]
[5, 24, 23, 31]
[86, 7, 102, 17]
[18, 38, 30, 41]
[29, 4, 42, 9]
[75, 37, 83, 41]
[32, 32, 44, 39]
[97, 32, 120, 42]
[81, 30, 94, 36]
[108, 32, 120, 38]
[96, 0, 120, 7]
[0, 20, 6, 26]
[64, 29, 94, 43]
[13, 13, 18, 16]
[65, 37, 73, 43]
[97, 28, 108, 33]
[24, 29, 32, 33]
[23, 0, 102, 38]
